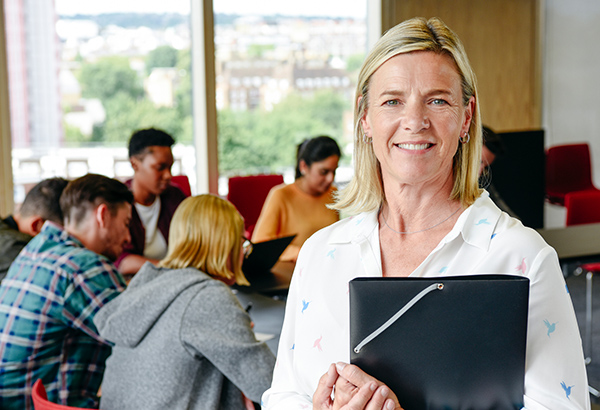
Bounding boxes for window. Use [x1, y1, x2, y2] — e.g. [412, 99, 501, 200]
[1, 0, 369, 211]
[4, 0, 195, 206]
[213, 0, 367, 194]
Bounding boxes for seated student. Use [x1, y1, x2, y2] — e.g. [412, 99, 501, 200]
[0, 177, 68, 281]
[252, 135, 341, 262]
[0, 174, 133, 409]
[95, 194, 275, 410]
[115, 127, 187, 276]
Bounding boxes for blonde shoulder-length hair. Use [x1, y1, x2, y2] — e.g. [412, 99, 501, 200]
[332, 17, 483, 216]
[159, 194, 249, 286]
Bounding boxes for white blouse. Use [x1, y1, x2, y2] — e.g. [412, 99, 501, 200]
[262, 191, 590, 410]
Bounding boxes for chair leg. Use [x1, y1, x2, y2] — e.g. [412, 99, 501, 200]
[586, 271, 593, 365]
[584, 270, 600, 399]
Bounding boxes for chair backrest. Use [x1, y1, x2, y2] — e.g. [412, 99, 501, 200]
[565, 190, 600, 226]
[227, 174, 284, 237]
[546, 143, 595, 205]
[170, 175, 192, 197]
[32, 379, 91, 410]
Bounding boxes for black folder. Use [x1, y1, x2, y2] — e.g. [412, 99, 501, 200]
[349, 275, 529, 410]
[242, 235, 295, 278]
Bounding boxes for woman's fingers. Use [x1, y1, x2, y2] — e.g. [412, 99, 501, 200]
[333, 373, 359, 405]
[336, 362, 404, 410]
[313, 363, 337, 409]
[343, 380, 378, 409]
[335, 362, 379, 389]
[364, 386, 397, 410]
[313, 362, 403, 410]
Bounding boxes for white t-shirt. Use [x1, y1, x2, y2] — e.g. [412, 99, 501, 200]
[134, 197, 168, 260]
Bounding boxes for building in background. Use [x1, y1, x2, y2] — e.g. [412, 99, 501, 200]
[4, 0, 62, 151]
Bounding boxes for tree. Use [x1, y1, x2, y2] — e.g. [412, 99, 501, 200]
[146, 45, 179, 74]
[217, 89, 348, 173]
[174, 49, 193, 143]
[79, 56, 143, 104]
[99, 92, 182, 143]
[346, 53, 366, 73]
[63, 123, 87, 145]
[74, 50, 192, 145]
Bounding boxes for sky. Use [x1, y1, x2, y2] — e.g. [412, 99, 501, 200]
[55, 0, 366, 18]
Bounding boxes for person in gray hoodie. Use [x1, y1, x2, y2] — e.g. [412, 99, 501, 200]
[95, 194, 275, 410]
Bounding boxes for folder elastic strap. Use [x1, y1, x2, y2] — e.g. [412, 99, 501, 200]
[353, 282, 444, 353]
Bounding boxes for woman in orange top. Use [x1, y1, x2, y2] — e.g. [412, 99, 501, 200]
[252, 136, 341, 262]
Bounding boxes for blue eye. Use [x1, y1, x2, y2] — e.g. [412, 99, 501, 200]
[432, 99, 447, 105]
[385, 100, 399, 106]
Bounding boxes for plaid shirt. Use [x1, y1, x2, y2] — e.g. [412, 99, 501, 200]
[0, 222, 126, 409]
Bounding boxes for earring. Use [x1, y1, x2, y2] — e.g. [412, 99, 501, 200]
[362, 134, 372, 144]
[460, 132, 470, 144]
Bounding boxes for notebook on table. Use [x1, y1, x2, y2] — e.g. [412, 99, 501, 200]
[349, 274, 529, 410]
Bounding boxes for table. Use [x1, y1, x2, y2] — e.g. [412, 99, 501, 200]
[537, 223, 600, 261]
[232, 260, 295, 354]
[233, 288, 286, 354]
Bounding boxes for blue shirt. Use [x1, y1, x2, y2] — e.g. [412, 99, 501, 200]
[0, 222, 126, 409]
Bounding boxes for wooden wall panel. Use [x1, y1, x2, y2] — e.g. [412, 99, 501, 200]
[381, 0, 541, 132]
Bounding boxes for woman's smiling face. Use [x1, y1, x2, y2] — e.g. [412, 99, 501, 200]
[360, 51, 474, 191]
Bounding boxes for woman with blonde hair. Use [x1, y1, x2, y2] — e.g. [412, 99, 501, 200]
[262, 17, 588, 410]
[95, 194, 275, 410]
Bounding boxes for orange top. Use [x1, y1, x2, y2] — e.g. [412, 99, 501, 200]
[251, 183, 339, 262]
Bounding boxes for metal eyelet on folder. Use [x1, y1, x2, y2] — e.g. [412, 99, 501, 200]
[353, 282, 444, 354]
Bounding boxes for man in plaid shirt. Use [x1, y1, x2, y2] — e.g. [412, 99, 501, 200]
[0, 174, 133, 409]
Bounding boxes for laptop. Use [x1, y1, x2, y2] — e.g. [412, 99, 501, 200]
[242, 234, 296, 279]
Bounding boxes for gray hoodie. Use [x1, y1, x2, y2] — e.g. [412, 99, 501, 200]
[94, 262, 275, 409]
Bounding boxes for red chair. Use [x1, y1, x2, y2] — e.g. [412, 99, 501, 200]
[565, 190, 600, 226]
[31, 379, 92, 409]
[566, 191, 600, 377]
[170, 175, 192, 197]
[227, 174, 284, 237]
[545, 143, 600, 206]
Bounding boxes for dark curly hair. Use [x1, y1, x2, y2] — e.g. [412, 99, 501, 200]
[128, 128, 175, 158]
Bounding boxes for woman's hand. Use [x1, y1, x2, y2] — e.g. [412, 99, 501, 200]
[313, 362, 403, 410]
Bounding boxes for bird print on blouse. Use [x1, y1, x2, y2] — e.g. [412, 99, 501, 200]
[301, 299, 310, 314]
[326, 248, 336, 259]
[560, 381, 574, 400]
[476, 218, 491, 226]
[355, 217, 364, 226]
[544, 319, 557, 337]
[439, 266, 448, 273]
[313, 335, 323, 352]
[515, 258, 527, 274]
[491, 233, 497, 240]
